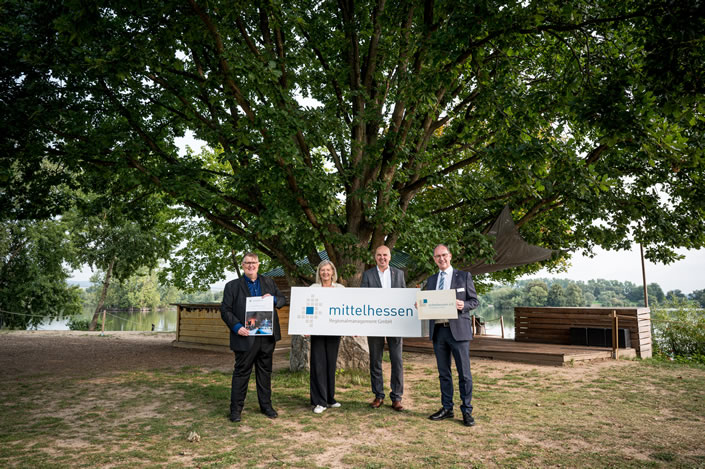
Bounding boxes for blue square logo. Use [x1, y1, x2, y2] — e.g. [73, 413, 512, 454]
[423, 299, 428, 304]
[306, 306, 314, 315]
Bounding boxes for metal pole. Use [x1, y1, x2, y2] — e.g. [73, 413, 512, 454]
[500, 316, 505, 339]
[640, 244, 649, 308]
[612, 310, 619, 360]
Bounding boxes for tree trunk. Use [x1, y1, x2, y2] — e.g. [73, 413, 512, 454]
[231, 249, 241, 278]
[89, 257, 115, 331]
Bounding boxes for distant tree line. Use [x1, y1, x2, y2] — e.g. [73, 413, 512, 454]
[81, 267, 222, 311]
[485, 278, 705, 309]
[83, 271, 704, 311]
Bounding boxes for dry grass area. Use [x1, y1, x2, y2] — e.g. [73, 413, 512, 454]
[1, 331, 704, 468]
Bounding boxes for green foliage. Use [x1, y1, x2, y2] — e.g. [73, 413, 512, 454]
[67, 317, 100, 331]
[2, 0, 705, 287]
[483, 277, 679, 310]
[524, 280, 549, 306]
[652, 299, 705, 364]
[689, 289, 705, 308]
[84, 268, 222, 310]
[564, 284, 585, 307]
[157, 212, 244, 292]
[0, 219, 82, 329]
[547, 283, 565, 307]
[66, 193, 181, 282]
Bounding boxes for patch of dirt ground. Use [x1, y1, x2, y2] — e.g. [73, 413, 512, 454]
[0, 330, 637, 381]
[0, 330, 238, 380]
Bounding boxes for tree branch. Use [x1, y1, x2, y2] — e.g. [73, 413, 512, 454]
[449, 11, 648, 72]
[362, 0, 386, 93]
[399, 148, 482, 198]
[189, 0, 257, 124]
[585, 143, 610, 165]
[235, 17, 263, 60]
[517, 196, 560, 228]
[299, 27, 351, 126]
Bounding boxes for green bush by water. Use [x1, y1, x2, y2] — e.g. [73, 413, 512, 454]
[652, 299, 705, 365]
[67, 318, 101, 331]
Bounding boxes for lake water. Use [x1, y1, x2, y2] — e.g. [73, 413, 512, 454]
[33, 305, 515, 337]
[34, 306, 178, 332]
[475, 306, 515, 338]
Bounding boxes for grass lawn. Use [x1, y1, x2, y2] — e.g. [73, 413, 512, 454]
[1, 353, 704, 468]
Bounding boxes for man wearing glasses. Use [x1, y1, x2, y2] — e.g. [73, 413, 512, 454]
[423, 244, 479, 427]
[221, 252, 287, 423]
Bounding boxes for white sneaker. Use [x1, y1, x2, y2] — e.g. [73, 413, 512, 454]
[313, 405, 326, 414]
[328, 402, 341, 408]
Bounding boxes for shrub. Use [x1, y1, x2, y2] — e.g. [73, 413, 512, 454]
[652, 299, 705, 364]
[67, 318, 101, 331]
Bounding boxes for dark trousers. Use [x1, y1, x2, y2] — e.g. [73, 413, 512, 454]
[433, 326, 473, 414]
[310, 335, 341, 407]
[367, 336, 403, 401]
[230, 336, 275, 414]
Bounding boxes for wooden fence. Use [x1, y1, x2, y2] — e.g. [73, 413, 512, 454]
[174, 303, 292, 351]
[514, 306, 652, 358]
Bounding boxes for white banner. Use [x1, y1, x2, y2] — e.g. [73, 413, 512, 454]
[288, 287, 423, 337]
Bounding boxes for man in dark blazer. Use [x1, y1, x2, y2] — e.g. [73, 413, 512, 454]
[221, 252, 287, 423]
[360, 245, 406, 411]
[423, 244, 479, 427]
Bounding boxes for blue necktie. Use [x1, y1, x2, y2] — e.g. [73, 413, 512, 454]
[439, 271, 446, 290]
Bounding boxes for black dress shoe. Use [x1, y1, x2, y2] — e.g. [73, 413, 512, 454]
[462, 412, 475, 427]
[429, 407, 454, 420]
[229, 413, 241, 423]
[261, 407, 278, 419]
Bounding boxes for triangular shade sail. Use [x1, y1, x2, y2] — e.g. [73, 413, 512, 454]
[466, 205, 555, 275]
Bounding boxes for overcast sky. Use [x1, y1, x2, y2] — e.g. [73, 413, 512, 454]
[524, 245, 704, 294]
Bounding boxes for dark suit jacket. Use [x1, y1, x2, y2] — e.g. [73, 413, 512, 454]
[220, 275, 287, 352]
[360, 266, 406, 289]
[423, 269, 479, 342]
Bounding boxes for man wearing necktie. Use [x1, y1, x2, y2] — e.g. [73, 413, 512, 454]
[423, 244, 479, 427]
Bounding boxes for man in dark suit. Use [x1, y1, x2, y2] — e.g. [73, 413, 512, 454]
[423, 244, 479, 427]
[360, 245, 406, 411]
[221, 252, 287, 423]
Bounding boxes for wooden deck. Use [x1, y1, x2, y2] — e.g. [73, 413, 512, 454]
[404, 336, 636, 366]
[514, 306, 651, 358]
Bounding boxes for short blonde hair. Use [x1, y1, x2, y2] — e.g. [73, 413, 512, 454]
[315, 260, 338, 284]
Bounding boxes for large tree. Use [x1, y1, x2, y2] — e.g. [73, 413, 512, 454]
[0, 219, 82, 329]
[65, 192, 181, 329]
[2, 0, 704, 285]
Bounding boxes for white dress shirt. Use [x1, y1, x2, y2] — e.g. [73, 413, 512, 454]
[377, 267, 392, 289]
[436, 266, 454, 290]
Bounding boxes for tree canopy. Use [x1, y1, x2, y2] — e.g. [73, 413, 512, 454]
[2, 0, 704, 285]
[0, 219, 82, 329]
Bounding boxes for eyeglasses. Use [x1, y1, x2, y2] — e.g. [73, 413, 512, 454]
[243, 261, 259, 266]
[434, 253, 450, 259]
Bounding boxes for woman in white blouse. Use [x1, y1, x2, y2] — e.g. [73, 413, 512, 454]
[309, 260, 344, 413]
